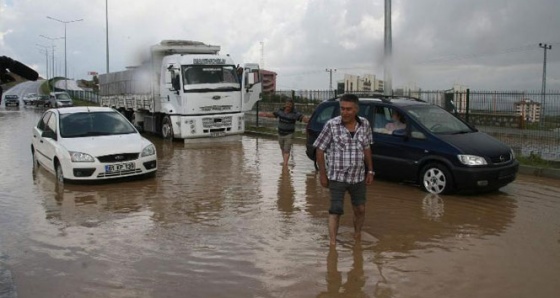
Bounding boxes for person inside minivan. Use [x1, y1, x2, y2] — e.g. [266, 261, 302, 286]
[385, 110, 406, 133]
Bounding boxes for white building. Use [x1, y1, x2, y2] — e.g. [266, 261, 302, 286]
[515, 98, 541, 123]
[338, 74, 384, 93]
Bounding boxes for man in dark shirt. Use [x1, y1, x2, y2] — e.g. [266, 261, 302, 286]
[260, 99, 309, 167]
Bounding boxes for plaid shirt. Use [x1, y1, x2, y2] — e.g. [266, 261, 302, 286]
[313, 116, 372, 183]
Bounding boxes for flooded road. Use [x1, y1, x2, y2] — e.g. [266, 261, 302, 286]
[1, 106, 560, 298]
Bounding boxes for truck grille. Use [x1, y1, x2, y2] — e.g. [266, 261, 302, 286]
[202, 116, 232, 128]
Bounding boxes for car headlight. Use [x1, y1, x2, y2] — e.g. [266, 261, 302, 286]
[458, 154, 487, 166]
[69, 151, 95, 162]
[141, 144, 156, 157]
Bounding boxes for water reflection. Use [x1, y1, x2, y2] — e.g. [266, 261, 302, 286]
[421, 194, 445, 221]
[277, 167, 295, 214]
[318, 245, 368, 297]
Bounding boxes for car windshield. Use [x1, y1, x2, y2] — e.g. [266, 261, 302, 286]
[405, 105, 473, 134]
[60, 111, 136, 138]
[55, 93, 72, 100]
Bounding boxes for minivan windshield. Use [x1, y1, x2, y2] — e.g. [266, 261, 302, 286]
[60, 112, 136, 138]
[405, 105, 473, 134]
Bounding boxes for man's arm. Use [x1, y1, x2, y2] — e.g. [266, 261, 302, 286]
[317, 148, 329, 188]
[364, 147, 374, 184]
[258, 111, 276, 118]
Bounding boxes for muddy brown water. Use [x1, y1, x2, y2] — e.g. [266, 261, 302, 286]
[1, 107, 560, 298]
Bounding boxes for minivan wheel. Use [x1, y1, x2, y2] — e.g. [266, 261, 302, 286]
[420, 163, 454, 194]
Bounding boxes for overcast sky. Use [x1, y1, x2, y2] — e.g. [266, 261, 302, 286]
[1, 0, 559, 91]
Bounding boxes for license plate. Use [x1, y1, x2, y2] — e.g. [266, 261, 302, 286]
[210, 131, 225, 137]
[105, 162, 135, 173]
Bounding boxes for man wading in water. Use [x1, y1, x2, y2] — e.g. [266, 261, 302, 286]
[313, 94, 374, 246]
[259, 99, 309, 167]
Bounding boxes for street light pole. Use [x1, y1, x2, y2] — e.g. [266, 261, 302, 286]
[47, 16, 83, 91]
[39, 35, 62, 80]
[106, 0, 110, 74]
[36, 44, 49, 81]
[539, 43, 552, 127]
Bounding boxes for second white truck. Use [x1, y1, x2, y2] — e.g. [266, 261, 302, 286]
[99, 40, 262, 140]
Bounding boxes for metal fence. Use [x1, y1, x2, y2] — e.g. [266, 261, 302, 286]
[250, 89, 560, 161]
[66, 90, 100, 103]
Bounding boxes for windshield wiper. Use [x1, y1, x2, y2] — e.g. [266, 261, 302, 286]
[67, 131, 112, 137]
[452, 130, 472, 135]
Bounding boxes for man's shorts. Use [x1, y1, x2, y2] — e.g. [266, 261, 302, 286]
[278, 133, 294, 153]
[328, 180, 366, 215]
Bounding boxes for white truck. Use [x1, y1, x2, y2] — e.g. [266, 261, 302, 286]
[99, 40, 262, 140]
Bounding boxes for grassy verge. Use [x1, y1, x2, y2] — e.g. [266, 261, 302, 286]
[516, 153, 560, 169]
[72, 98, 99, 107]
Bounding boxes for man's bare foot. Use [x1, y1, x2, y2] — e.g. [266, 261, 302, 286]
[329, 239, 337, 246]
[354, 232, 362, 243]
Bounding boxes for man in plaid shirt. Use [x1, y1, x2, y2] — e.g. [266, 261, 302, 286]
[313, 94, 374, 246]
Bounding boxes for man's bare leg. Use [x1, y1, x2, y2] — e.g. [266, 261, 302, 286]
[329, 214, 341, 246]
[352, 204, 365, 242]
[282, 152, 290, 167]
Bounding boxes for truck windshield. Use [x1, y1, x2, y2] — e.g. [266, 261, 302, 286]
[182, 65, 240, 87]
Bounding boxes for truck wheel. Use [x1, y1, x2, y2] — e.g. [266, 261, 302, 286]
[420, 163, 454, 194]
[161, 116, 173, 139]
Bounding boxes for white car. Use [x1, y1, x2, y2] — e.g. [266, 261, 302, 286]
[31, 107, 157, 182]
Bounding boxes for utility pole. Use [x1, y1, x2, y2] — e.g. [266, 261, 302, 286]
[325, 68, 336, 92]
[383, 0, 392, 96]
[539, 43, 552, 127]
[260, 41, 265, 70]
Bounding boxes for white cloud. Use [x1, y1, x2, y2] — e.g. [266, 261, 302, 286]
[0, 0, 559, 90]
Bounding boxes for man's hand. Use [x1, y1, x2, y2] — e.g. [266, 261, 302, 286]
[320, 172, 329, 188]
[366, 172, 374, 185]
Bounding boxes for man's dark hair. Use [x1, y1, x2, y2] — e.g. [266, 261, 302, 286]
[340, 94, 359, 105]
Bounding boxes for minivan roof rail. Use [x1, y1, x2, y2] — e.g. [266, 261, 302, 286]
[328, 93, 426, 103]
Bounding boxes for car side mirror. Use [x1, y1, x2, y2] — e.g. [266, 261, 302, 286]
[42, 129, 57, 140]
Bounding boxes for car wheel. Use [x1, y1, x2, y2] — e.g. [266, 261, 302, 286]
[161, 116, 173, 139]
[55, 161, 64, 184]
[32, 147, 40, 169]
[420, 163, 454, 194]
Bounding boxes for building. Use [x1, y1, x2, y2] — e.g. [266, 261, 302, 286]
[261, 70, 277, 93]
[514, 98, 541, 123]
[337, 74, 384, 94]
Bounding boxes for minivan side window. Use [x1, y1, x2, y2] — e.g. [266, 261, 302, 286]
[373, 106, 407, 134]
[410, 124, 427, 139]
[315, 105, 336, 126]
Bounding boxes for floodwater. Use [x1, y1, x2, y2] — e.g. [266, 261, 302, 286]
[1, 106, 560, 298]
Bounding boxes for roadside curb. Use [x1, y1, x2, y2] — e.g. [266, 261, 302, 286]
[244, 129, 560, 180]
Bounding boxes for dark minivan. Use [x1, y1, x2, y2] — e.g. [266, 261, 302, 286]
[305, 95, 519, 194]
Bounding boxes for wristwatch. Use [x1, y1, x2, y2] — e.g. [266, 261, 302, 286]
[368, 171, 375, 175]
